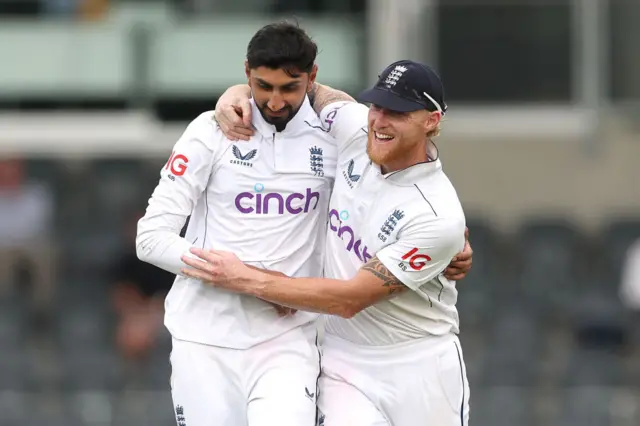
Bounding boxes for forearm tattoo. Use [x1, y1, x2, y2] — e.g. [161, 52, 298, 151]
[362, 257, 407, 295]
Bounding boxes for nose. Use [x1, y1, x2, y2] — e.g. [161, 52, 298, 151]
[267, 92, 285, 112]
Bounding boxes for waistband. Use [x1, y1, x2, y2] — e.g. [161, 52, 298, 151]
[322, 332, 458, 365]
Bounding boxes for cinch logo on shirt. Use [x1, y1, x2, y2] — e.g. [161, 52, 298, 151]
[235, 183, 320, 215]
[328, 208, 372, 263]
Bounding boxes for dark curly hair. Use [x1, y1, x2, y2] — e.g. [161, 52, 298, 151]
[246, 21, 318, 76]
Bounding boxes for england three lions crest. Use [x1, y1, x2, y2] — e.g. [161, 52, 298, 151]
[378, 209, 405, 242]
[309, 146, 324, 177]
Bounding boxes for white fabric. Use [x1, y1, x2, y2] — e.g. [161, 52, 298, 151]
[318, 333, 469, 426]
[137, 97, 337, 349]
[170, 324, 320, 426]
[319, 101, 465, 345]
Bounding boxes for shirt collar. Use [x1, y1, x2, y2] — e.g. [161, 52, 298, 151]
[378, 142, 442, 185]
[250, 96, 315, 138]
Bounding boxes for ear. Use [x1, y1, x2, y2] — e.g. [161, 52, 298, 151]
[245, 60, 251, 82]
[424, 111, 441, 134]
[307, 64, 318, 91]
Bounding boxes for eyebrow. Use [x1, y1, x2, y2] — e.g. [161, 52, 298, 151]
[255, 78, 301, 89]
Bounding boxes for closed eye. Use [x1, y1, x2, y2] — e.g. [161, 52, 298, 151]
[281, 84, 300, 92]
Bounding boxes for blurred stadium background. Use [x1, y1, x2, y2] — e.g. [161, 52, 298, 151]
[1, 0, 640, 425]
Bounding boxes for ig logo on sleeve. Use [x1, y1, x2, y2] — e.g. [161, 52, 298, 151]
[399, 248, 431, 271]
[165, 151, 189, 177]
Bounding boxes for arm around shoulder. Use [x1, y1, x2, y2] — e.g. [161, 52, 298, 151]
[315, 96, 370, 144]
[309, 83, 355, 114]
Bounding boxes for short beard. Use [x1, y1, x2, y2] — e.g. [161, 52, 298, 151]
[366, 133, 403, 166]
[257, 102, 302, 132]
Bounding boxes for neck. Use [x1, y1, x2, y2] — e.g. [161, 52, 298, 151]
[380, 139, 431, 174]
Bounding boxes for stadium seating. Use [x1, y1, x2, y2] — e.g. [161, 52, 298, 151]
[4, 159, 638, 425]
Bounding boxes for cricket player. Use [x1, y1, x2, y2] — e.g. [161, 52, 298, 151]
[137, 23, 337, 426]
[182, 60, 471, 425]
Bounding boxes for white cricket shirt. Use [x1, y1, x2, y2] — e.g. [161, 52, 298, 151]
[137, 97, 337, 349]
[319, 102, 465, 345]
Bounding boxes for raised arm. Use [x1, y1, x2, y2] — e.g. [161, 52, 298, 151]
[307, 82, 355, 115]
[213, 82, 354, 140]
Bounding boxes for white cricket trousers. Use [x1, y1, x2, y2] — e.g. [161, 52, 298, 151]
[170, 324, 321, 426]
[317, 333, 470, 426]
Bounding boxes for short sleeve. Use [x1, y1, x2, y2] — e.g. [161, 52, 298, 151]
[375, 216, 465, 291]
[319, 101, 369, 149]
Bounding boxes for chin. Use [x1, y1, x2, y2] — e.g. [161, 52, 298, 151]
[258, 107, 289, 126]
[268, 114, 293, 124]
[366, 144, 387, 166]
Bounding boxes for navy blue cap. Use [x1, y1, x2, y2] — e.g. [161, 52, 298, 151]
[358, 60, 447, 114]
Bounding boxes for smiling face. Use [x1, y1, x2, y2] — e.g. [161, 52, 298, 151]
[366, 104, 441, 173]
[246, 63, 317, 131]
